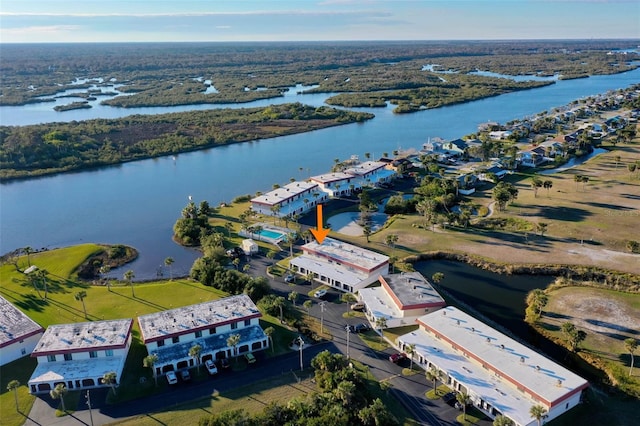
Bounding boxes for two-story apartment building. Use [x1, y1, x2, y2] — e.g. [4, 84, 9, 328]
[342, 161, 396, 188]
[137, 295, 268, 375]
[0, 295, 44, 366]
[28, 319, 133, 394]
[309, 172, 358, 197]
[289, 237, 389, 293]
[358, 272, 446, 328]
[396, 306, 588, 426]
[250, 181, 327, 218]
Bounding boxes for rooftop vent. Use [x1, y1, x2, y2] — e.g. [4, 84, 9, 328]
[486, 337, 491, 344]
[500, 344, 505, 350]
[536, 365, 541, 372]
[557, 379, 563, 387]
[471, 327, 475, 333]
[520, 356, 525, 363]
[442, 311, 446, 316]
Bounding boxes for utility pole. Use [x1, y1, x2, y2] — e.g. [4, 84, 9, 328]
[298, 337, 304, 371]
[85, 390, 94, 426]
[346, 327, 351, 359]
[319, 301, 327, 334]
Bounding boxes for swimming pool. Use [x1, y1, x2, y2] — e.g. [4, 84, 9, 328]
[257, 229, 286, 240]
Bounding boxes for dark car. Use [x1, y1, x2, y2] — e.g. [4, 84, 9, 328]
[284, 274, 295, 283]
[389, 353, 407, 363]
[345, 324, 355, 333]
[220, 358, 230, 369]
[443, 391, 457, 405]
[226, 247, 244, 258]
[354, 323, 370, 333]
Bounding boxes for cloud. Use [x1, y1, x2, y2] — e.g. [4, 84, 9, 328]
[2, 25, 81, 34]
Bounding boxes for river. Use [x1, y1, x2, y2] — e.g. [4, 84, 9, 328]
[1, 67, 639, 279]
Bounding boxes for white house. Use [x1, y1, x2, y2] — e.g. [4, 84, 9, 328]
[137, 295, 268, 375]
[250, 181, 328, 218]
[28, 319, 133, 394]
[342, 161, 396, 188]
[358, 272, 446, 328]
[289, 237, 389, 293]
[396, 306, 588, 426]
[309, 172, 359, 197]
[0, 295, 44, 366]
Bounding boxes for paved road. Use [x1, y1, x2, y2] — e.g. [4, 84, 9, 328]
[24, 246, 491, 426]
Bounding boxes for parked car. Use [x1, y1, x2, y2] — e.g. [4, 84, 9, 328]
[345, 324, 355, 333]
[166, 371, 178, 385]
[205, 359, 218, 375]
[314, 288, 328, 298]
[284, 274, 295, 283]
[220, 358, 230, 369]
[350, 302, 365, 311]
[354, 323, 370, 333]
[179, 369, 191, 381]
[443, 391, 457, 405]
[244, 353, 256, 364]
[226, 247, 244, 258]
[389, 353, 407, 363]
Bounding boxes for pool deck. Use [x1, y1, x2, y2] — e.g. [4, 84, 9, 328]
[238, 223, 293, 245]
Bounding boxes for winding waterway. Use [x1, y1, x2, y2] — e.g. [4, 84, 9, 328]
[1, 68, 639, 279]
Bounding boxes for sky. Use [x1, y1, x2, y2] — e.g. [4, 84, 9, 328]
[1, 0, 638, 43]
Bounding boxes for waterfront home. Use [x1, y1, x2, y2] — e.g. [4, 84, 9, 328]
[28, 319, 133, 394]
[358, 272, 445, 329]
[517, 146, 546, 167]
[250, 181, 328, 218]
[289, 237, 389, 293]
[343, 161, 396, 188]
[137, 295, 268, 376]
[309, 172, 358, 197]
[0, 295, 44, 366]
[396, 306, 588, 426]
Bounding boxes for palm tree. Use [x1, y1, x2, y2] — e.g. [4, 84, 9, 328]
[536, 222, 548, 237]
[385, 234, 398, 256]
[375, 317, 387, 343]
[7, 379, 20, 412]
[362, 224, 372, 243]
[227, 334, 241, 364]
[625, 338, 638, 377]
[288, 291, 298, 307]
[274, 296, 286, 322]
[124, 270, 135, 298]
[224, 222, 234, 238]
[36, 269, 49, 300]
[143, 354, 159, 386]
[102, 371, 117, 395]
[164, 257, 174, 280]
[529, 404, 547, 426]
[303, 300, 312, 317]
[456, 391, 471, 421]
[189, 344, 202, 373]
[543, 179, 553, 197]
[406, 343, 416, 370]
[531, 176, 542, 198]
[493, 414, 515, 426]
[50, 383, 68, 412]
[426, 367, 439, 393]
[264, 326, 275, 353]
[74, 290, 88, 319]
[22, 246, 33, 267]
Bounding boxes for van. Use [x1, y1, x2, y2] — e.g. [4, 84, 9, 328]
[244, 353, 256, 364]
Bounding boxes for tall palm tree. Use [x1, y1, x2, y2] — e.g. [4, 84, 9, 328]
[7, 379, 20, 412]
[543, 179, 553, 196]
[143, 354, 159, 386]
[50, 383, 68, 412]
[124, 270, 135, 298]
[375, 317, 387, 343]
[22, 246, 33, 267]
[288, 291, 298, 307]
[625, 338, 638, 376]
[227, 334, 241, 364]
[274, 296, 285, 322]
[406, 343, 416, 370]
[189, 344, 202, 373]
[36, 269, 49, 300]
[530, 404, 547, 426]
[264, 326, 275, 353]
[164, 257, 174, 280]
[456, 391, 471, 421]
[102, 371, 117, 395]
[303, 300, 312, 318]
[493, 415, 515, 426]
[426, 367, 439, 393]
[74, 290, 88, 319]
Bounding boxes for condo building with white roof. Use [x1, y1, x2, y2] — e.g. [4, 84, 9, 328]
[396, 306, 588, 426]
[342, 161, 396, 186]
[358, 272, 446, 328]
[28, 319, 133, 394]
[0, 295, 44, 366]
[289, 237, 389, 293]
[137, 295, 268, 375]
[309, 172, 359, 197]
[250, 181, 328, 218]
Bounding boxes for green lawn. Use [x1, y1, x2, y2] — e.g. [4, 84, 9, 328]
[0, 357, 38, 426]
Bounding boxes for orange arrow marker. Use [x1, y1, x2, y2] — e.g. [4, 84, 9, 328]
[310, 204, 330, 244]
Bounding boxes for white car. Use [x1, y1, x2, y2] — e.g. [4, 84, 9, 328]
[166, 371, 178, 385]
[314, 289, 328, 298]
[205, 359, 218, 375]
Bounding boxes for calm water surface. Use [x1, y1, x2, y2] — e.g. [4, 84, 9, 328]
[1, 68, 639, 279]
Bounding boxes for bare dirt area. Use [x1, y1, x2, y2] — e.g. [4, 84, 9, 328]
[542, 286, 640, 368]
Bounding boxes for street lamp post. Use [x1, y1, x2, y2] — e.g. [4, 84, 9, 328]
[85, 390, 94, 426]
[319, 301, 327, 334]
[298, 337, 304, 371]
[346, 327, 351, 359]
